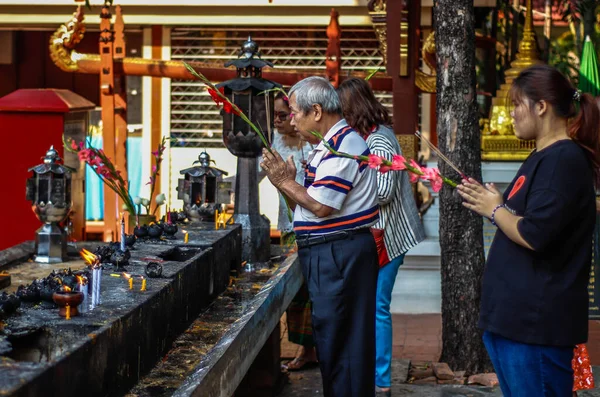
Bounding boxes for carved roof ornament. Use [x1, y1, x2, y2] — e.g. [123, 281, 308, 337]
[49, 5, 86, 72]
[325, 8, 341, 87]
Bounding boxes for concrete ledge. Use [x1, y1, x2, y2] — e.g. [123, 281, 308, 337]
[173, 253, 302, 397]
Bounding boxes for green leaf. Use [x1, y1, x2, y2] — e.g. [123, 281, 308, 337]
[364, 67, 381, 81]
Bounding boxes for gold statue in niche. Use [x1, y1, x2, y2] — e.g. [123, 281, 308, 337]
[415, 32, 436, 94]
[413, 0, 541, 161]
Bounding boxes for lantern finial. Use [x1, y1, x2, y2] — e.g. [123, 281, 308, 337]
[240, 36, 260, 60]
[44, 146, 61, 164]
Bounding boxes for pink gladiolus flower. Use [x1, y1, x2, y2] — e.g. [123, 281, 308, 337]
[368, 154, 384, 169]
[152, 150, 159, 157]
[97, 165, 113, 180]
[146, 176, 155, 186]
[152, 165, 157, 173]
[422, 167, 443, 192]
[70, 140, 78, 151]
[88, 156, 103, 167]
[391, 155, 406, 171]
[379, 164, 391, 174]
[78, 149, 92, 162]
[409, 172, 420, 184]
[409, 159, 423, 173]
[430, 175, 443, 192]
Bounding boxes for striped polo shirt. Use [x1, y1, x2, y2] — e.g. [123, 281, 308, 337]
[293, 119, 379, 236]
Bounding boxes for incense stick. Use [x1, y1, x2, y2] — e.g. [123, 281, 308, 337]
[415, 131, 467, 179]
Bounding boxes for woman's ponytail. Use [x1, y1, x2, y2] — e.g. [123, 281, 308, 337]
[569, 92, 600, 184]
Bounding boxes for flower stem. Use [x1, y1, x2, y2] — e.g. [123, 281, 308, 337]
[308, 130, 457, 189]
[183, 62, 274, 155]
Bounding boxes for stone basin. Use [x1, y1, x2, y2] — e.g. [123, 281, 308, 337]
[128, 246, 303, 397]
[0, 223, 241, 397]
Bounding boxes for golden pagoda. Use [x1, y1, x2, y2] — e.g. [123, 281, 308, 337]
[482, 0, 541, 161]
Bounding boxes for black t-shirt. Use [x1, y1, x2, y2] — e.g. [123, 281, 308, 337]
[479, 139, 595, 347]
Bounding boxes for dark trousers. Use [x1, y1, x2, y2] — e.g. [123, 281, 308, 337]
[298, 231, 378, 397]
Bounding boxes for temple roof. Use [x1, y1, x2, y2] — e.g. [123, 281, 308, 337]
[530, 0, 571, 23]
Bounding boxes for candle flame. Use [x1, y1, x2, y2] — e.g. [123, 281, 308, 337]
[80, 249, 98, 265]
[76, 275, 84, 285]
[63, 285, 72, 292]
[122, 273, 132, 279]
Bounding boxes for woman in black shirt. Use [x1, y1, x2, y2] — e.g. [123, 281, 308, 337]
[458, 64, 600, 396]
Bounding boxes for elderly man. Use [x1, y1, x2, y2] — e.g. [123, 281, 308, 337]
[260, 76, 379, 397]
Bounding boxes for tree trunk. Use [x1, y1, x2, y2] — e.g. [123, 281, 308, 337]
[434, 0, 491, 374]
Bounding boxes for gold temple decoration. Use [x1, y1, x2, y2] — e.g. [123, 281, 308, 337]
[49, 6, 88, 72]
[415, 32, 436, 93]
[368, 0, 408, 76]
[397, 134, 417, 162]
[482, 0, 541, 161]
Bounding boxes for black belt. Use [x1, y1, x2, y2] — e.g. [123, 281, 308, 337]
[296, 228, 371, 249]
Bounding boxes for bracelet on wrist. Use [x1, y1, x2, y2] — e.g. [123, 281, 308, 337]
[490, 204, 504, 227]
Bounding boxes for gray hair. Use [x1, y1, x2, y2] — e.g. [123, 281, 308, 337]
[288, 76, 342, 115]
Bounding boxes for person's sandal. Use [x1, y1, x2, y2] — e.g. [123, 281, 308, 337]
[283, 356, 319, 371]
[375, 386, 391, 397]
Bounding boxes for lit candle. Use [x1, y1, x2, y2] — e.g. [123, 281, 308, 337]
[215, 210, 219, 230]
[129, 277, 133, 290]
[78, 276, 88, 313]
[184, 231, 189, 244]
[120, 214, 126, 252]
[65, 304, 71, 320]
[140, 277, 146, 291]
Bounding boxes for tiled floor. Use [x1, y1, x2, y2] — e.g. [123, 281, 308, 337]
[281, 265, 600, 366]
[390, 268, 441, 314]
[281, 313, 442, 363]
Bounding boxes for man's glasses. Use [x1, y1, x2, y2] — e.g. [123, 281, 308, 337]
[275, 112, 291, 121]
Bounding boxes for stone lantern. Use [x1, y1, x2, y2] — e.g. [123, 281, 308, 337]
[217, 36, 281, 263]
[26, 146, 74, 263]
[178, 151, 228, 222]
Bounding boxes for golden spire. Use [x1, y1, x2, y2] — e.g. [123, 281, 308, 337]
[504, 0, 541, 82]
[483, 0, 541, 160]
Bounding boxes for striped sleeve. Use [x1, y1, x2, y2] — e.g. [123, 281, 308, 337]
[367, 134, 399, 205]
[307, 157, 358, 210]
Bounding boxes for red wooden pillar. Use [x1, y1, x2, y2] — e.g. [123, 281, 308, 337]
[387, 0, 421, 160]
[150, 26, 163, 198]
[114, 5, 128, 229]
[100, 3, 117, 241]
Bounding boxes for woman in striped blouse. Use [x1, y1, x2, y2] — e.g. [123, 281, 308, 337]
[338, 78, 426, 396]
